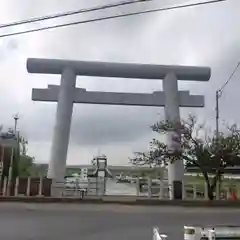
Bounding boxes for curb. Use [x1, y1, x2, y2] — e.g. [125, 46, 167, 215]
[0, 196, 240, 207]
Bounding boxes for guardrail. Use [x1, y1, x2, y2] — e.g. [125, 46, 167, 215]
[154, 226, 240, 240]
[54, 178, 105, 198]
[0, 176, 237, 200]
[153, 228, 167, 240]
[0, 176, 105, 198]
[136, 177, 237, 200]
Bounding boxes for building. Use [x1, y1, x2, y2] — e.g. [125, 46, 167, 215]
[35, 163, 164, 178]
[0, 131, 19, 179]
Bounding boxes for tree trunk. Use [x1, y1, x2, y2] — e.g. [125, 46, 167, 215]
[207, 180, 214, 200]
[203, 173, 215, 200]
[205, 172, 221, 201]
[212, 170, 221, 197]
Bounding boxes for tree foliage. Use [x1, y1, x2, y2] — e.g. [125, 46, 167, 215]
[18, 155, 36, 177]
[129, 115, 240, 200]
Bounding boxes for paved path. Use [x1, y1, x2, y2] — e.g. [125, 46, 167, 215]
[0, 203, 240, 240]
[106, 180, 137, 195]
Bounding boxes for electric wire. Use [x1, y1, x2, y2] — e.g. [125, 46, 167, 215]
[219, 62, 240, 96]
[0, 0, 226, 38]
[0, 0, 154, 29]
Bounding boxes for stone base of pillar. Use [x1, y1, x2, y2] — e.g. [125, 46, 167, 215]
[50, 179, 65, 197]
[172, 181, 182, 200]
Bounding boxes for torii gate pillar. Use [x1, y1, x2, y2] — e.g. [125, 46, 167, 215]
[163, 72, 183, 200]
[48, 68, 76, 181]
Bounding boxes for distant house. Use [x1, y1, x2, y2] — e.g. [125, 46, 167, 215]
[0, 132, 19, 178]
[0, 132, 18, 148]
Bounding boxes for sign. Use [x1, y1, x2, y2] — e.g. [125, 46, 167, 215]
[80, 168, 88, 180]
[97, 171, 105, 178]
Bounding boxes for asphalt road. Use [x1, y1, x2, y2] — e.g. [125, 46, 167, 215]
[0, 203, 240, 240]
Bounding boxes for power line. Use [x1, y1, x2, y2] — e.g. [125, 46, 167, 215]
[0, 0, 154, 29]
[218, 62, 240, 96]
[215, 62, 240, 140]
[0, 0, 226, 38]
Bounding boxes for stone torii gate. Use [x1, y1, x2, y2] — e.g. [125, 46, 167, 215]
[27, 58, 210, 199]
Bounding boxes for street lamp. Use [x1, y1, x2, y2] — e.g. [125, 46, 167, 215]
[13, 113, 19, 134]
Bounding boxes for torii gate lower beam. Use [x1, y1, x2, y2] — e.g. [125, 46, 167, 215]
[27, 58, 210, 199]
[32, 85, 204, 107]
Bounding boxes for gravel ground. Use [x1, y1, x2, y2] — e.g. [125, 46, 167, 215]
[0, 203, 240, 240]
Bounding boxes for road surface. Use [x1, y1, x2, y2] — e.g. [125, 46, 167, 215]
[0, 203, 239, 240]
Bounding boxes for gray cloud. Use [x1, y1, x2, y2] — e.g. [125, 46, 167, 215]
[20, 103, 161, 146]
[70, 105, 160, 146]
[0, 0, 239, 164]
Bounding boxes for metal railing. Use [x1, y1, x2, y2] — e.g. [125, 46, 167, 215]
[0, 176, 237, 200]
[0, 176, 106, 197]
[55, 177, 105, 197]
[136, 177, 237, 200]
[154, 226, 240, 240]
[153, 228, 167, 240]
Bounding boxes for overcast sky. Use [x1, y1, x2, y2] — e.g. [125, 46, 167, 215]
[0, 0, 239, 166]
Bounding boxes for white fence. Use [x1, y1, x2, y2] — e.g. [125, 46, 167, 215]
[154, 226, 240, 240]
[0, 176, 104, 197]
[0, 176, 237, 200]
[59, 177, 105, 197]
[153, 228, 167, 240]
[136, 177, 236, 200]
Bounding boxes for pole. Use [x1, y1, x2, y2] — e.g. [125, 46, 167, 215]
[7, 147, 14, 196]
[215, 90, 220, 141]
[10, 114, 19, 196]
[13, 114, 19, 134]
[215, 90, 222, 197]
[0, 146, 4, 195]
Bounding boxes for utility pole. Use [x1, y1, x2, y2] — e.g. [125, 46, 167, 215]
[215, 90, 220, 141]
[215, 86, 223, 200]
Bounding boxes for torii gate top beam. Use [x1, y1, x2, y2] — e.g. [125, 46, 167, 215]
[27, 58, 210, 81]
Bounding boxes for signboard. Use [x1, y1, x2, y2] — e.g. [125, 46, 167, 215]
[80, 168, 88, 180]
[98, 171, 105, 178]
[98, 160, 106, 171]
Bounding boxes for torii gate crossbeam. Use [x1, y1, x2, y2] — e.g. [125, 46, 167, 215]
[32, 85, 204, 107]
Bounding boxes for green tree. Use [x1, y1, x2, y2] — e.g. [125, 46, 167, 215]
[130, 115, 240, 200]
[17, 132, 35, 176]
[18, 155, 34, 177]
